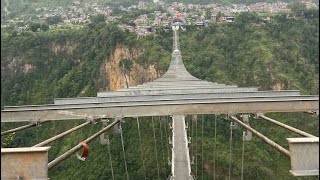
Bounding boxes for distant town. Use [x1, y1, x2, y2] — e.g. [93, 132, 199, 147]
[1, 0, 318, 37]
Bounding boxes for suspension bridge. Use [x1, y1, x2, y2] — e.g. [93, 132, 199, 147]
[1, 25, 319, 179]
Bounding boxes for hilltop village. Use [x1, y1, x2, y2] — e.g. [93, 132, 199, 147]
[1, 0, 318, 37]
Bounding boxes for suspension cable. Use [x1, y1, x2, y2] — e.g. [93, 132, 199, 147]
[165, 116, 170, 161]
[137, 117, 146, 180]
[214, 115, 217, 180]
[188, 115, 191, 138]
[102, 120, 115, 180]
[108, 138, 115, 180]
[120, 123, 129, 180]
[195, 115, 198, 179]
[190, 115, 194, 176]
[159, 116, 165, 168]
[1, 120, 49, 136]
[201, 114, 204, 180]
[229, 121, 233, 180]
[188, 115, 194, 178]
[241, 131, 245, 180]
[152, 116, 161, 180]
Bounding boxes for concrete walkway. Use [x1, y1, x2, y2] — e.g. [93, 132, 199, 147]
[172, 115, 193, 180]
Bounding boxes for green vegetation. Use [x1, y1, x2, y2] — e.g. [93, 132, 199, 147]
[1, 22, 134, 106]
[1, 11, 319, 179]
[115, 8, 165, 25]
[162, 0, 296, 5]
[181, 11, 319, 94]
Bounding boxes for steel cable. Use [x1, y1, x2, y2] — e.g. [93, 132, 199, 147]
[241, 131, 245, 180]
[120, 123, 129, 180]
[159, 116, 165, 168]
[137, 117, 146, 180]
[165, 116, 170, 162]
[195, 115, 198, 178]
[214, 115, 217, 180]
[152, 116, 161, 179]
[201, 115, 204, 180]
[228, 122, 233, 180]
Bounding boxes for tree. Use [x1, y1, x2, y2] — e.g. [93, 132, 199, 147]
[216, 11, 222, 22]
[29, 22, 41, 32]
[29, 22, 49, 32]
[205, 9, 211, 19]
[288, 1, 307, 17]
[41, 23, 49, 31]
[46, 15, 63, 25]
[90, 14, 106, 25]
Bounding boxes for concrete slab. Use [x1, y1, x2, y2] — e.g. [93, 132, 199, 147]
[287, 137, 319, 176]
[1, 147, 50, 180]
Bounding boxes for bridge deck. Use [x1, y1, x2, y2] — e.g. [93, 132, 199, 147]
[172, 115, 192, 180]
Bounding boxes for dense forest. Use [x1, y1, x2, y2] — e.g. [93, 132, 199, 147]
[1, 10, 319, 179]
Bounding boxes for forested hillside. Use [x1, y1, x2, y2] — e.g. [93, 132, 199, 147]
[181, 12, 319, 94]
[1, 11, 319, 179]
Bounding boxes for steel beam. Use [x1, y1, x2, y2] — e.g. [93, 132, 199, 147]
[137, 82, 218, 86]
[229, 116, 290, 157]
[97, 87, 259, 97]
[48, 119, 120, 169]
[287, 137, 319, 176]
[33, 120, 93, 147]
[125, 85, 237, 90]
[142, 81, 214, 85]
[136, 84, 219, 88]
[1, 147, 50, 179]
[3, 96, 318, 111]
[54, 91, 301, 105]
[151, 79, 206, 82]
[1, 99, 318, 122]
[258, 115, 316, 138]
[1, 120, 49, 136]
[117, 86, 244, 91]
[305, 111, 319, 116]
